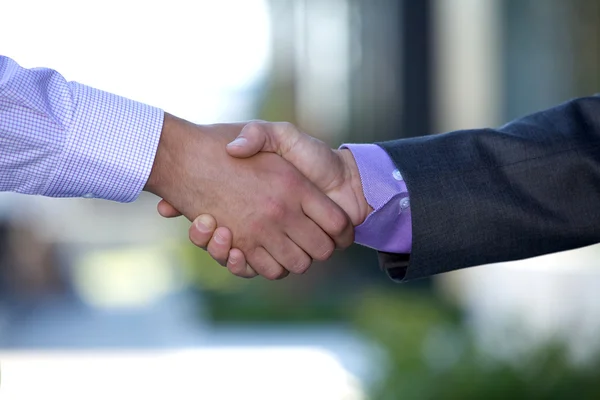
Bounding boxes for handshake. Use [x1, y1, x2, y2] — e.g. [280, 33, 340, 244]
[144, 114, 372, 280]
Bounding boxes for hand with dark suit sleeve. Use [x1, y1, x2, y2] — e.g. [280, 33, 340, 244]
[375, 95, 600, 280]
[164, 95, 600, 281]
[158, 121, 378, 277]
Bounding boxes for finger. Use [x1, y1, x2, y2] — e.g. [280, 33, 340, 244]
[188, 214, 218, 249]
[245, 247, 289, 281]
[226, 121, 270, 158]
[259, 230, 312, 275]
[226, 248, 257, 278]
[207, 227, 233, 266]
[157, 199, 183, 218]
[286, 218, 335, 262]
[301, 186, 354, 249]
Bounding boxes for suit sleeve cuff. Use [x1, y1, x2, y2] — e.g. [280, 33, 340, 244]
[42, 83, 163, 203]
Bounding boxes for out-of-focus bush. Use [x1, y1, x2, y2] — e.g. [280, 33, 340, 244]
[178, 241, 370, 323]
[353, 288, 600, 400]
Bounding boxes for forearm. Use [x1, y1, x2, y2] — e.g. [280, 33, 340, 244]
[0, 55, 163, 202]
[378, 95, 600, 280]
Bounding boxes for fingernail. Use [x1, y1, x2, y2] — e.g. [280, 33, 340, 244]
[195, 216, 212, 233]
[214, 232, 226, 245]
[228, 256, 238, 266]
[227, 137, 248, 147]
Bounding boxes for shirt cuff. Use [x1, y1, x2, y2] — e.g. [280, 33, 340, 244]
[42, 83, 163, 203]
[340, 143, 412, 253]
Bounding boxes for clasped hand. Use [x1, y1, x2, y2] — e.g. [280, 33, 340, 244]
[148, 116, 371, 279]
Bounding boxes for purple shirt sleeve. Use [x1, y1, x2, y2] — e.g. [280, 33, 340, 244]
[0, 55, 163, 203]
[341, 144, 412, 253]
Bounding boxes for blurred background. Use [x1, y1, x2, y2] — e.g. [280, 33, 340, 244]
[1, 0, 600, 399]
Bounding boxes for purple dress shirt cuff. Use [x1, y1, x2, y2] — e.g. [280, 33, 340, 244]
[42, 83, 164, 203]
[341, 144, 412, 253]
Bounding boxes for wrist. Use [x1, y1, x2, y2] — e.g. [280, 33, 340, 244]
[144, 113, 191, 197]
[143, 117, 243, 221]
[337, 149, 373, 225]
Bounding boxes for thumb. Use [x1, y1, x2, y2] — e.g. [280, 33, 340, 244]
[226, 121, 288, 158]
[227, 121, 331, 188]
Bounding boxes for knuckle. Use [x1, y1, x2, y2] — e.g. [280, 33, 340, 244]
[279, 121, 295, 134]
[247, 119, 266, 126]
[277, 122, 300, 152]
[243, 121, 263, 135]
[314, 243, 334, 261]
[328, 211, 350, 237]
[279, 167, 301, 188]
[247, 219, 262, 234]
[264, 198, 288, 221]
[242, 119, 265, 136]
[336, 237, 352, 250]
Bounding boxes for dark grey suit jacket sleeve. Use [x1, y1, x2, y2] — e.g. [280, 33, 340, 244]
[375, 95, 600, 281]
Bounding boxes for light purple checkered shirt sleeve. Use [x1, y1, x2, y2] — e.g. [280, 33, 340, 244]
[341, 144, 412, 253]
[0, 55, 163, 202]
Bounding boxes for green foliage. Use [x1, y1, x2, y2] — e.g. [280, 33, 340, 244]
[178, 241, 250, 293]
[206, 290, 350, 323]
[353, 288, 600, 400]
[178, 240, 354, 323]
